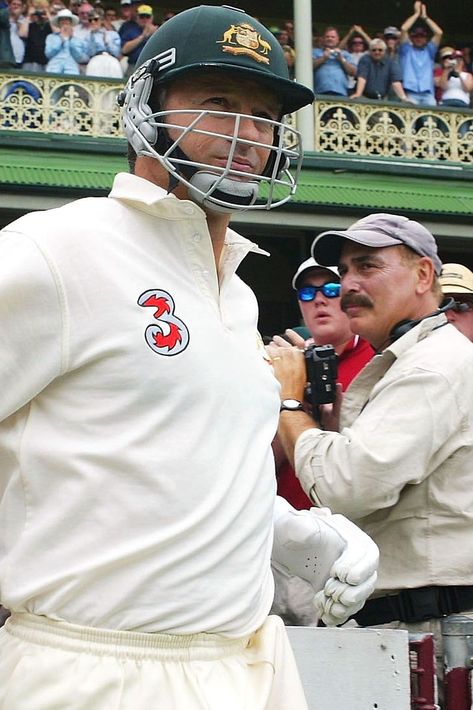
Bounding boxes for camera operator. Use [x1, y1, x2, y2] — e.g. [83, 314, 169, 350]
[312, 26, 356, 97]
[267, 213, 473, 690]
[435, 46, 473, 107]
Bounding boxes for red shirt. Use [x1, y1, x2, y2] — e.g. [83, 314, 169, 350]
[276, 336, 374, 509]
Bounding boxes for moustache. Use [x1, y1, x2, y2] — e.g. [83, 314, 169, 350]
[340, 294, 374, 312]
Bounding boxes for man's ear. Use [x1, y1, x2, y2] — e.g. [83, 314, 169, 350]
[415, 256, 435, 295]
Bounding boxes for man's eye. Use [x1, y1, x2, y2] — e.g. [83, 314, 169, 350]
[206, 97, 225, 106]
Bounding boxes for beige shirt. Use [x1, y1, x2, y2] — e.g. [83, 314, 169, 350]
[295, 314, 473, 592]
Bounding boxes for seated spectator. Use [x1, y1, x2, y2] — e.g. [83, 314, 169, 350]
[383, 25, 401, 58]
[19, 1, 52, 72]
[8, 0, 26, 66]
[399, 1, 443, 106]
[120, 3, 156, 77]
[45, 7, 85, 74]
[313, 26, 356, 97]
[84, 6, 122, 77]
[352, 38, 409, 102]
[435, 46, 473, 107]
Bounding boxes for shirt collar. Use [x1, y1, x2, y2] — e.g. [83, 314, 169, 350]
[385, 312, 448, 359]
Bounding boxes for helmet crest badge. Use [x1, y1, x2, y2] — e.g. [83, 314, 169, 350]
[217, 23, 272, 64]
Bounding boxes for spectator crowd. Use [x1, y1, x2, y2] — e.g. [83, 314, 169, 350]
[0, 0, 471, 109]
[0, 0, 173, 77]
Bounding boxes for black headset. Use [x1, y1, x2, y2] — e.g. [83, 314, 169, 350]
[389, 297, 459, 343]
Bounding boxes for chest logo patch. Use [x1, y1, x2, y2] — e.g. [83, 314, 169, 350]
[138, 289, 190, 356]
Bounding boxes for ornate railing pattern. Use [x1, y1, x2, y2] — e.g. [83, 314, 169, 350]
[0, 72, 122, 138]
[314, 98, 473, 163]
[1, 72, 473, 164]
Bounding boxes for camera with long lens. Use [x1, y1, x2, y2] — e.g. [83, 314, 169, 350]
[304, 344, 338, 417]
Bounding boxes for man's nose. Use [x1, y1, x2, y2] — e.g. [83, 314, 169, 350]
[341, 272, 360, 293]
[313, 289, 328, 304]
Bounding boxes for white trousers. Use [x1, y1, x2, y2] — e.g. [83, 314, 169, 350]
[0, 613, 308, 710]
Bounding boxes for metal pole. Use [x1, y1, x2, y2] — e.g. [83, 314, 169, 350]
[293, 0, 314, 152]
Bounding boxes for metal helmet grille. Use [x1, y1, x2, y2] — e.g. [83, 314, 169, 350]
[121, 73, 303, 212]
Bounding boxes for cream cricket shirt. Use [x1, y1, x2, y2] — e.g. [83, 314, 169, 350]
[0, 173, 280, 636]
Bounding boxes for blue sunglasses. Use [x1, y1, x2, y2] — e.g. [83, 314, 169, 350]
[297, 283, 341, 301]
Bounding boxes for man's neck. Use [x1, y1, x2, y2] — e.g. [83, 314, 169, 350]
[135, 156, 231, 268]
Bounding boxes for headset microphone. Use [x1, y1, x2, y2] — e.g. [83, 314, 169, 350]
[389, 297, 457, 342]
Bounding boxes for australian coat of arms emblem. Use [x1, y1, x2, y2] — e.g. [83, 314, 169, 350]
[217, 23, 272, 64]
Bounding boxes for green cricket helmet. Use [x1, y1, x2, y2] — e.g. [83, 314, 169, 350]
[119, 5, 314, 213]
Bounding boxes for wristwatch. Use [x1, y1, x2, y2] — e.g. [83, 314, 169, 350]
[280, 399, 304, 412]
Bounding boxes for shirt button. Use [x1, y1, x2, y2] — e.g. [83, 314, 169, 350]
[193, 233, 201, 243]
[202, 270, 209, 277]
[184, 205, 194, 215]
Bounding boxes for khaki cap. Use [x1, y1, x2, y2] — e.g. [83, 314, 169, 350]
[440, 263, 473, 295]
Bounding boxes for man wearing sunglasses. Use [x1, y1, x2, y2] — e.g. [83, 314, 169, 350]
[273, 257, 374, 509]
[440, 263, 473, 343]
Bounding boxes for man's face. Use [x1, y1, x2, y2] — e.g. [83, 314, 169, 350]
[8, 0, 23, 17]
[338, 242, 421, 349]
[163, 72, 280, 182]
[323, 29, 339, 49]
[370, 45, 386, 62]
[137, 12, 152, 26]
[411, 32, 428, 48]
[445, 296, 473, 342]
[384, 36, 398, 51]
[298, 269, 353, 349]
[78, 5, 92, 23]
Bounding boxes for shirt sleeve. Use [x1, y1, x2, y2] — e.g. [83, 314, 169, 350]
[356, 55, 369, 79]
[390, 58, 402, 83]
[294, 368, 461, 520]
[0, 230, 66, 422]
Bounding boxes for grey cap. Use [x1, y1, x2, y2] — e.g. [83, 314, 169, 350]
[383, 26, 400, 37]
[292, 257, 339, 290]
[311, 213, 443, 275]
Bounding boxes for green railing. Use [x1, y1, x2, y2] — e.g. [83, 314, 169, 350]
[1, 71, 473, 164]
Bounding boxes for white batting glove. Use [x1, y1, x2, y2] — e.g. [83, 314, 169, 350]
[272, 497, 379, 626]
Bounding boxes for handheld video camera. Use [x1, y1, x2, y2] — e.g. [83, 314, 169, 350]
[304, 344, 338, 417]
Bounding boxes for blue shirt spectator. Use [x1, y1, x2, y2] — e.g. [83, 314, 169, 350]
[45, 9, 86, 75]
[399, 38, 437, 93]
[313, 27, 356, 96]
[398, 2, 443, 106]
